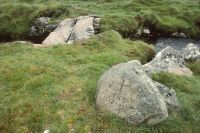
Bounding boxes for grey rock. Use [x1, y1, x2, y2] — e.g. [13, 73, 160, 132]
[143, 28, 150, 34]
[29, 17, 57, 37]
[41, 16, 99, 46]
[93, 17, 101, 31]
[42, 18, 74, 46]
[143, 46, 193, 76]
[136, 28, 150, 36]
[96, 60, 168, 125]
[181, 43, 200, 62]
[155, 82, 181, 112]
[68, 16, 95, 44]
[136, 28, 142, 36]
[172, 32, 187, 38]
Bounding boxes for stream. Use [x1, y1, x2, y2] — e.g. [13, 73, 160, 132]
[155, 37, 200, 53]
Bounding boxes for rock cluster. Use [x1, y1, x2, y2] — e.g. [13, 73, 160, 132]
[33, 15, 100, 47]
[96, 60, 168, 125]
[96, 43, 200, 126]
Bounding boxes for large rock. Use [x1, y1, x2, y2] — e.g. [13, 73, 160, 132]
[181, 43, 200, 62]
[143, 46, 193, 76]
[41, 16, 100, 46]
[42, 19, 75, 46]
[96, 60, 168, 125]
[155, 82, 181, 112]
[29, 17, 57, 37]
[68, 16, 95, 44]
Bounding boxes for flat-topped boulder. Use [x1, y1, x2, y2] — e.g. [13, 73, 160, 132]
[96, 60, 168, 125]
[143, 46, 193, 76]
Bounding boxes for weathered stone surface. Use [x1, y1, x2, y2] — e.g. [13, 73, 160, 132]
[96, 60, 168, 125]
[155, 82, 181, 112]
[68, 16, 94, 44]
[41, 16, 99, 46]
[42, 19, 74, 46]
[143, 46, 193, 76]
[182, 43, 200, 62]
[29, 17, 57, 37]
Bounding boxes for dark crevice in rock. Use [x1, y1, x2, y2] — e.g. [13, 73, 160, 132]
[66, 18, 78, 43]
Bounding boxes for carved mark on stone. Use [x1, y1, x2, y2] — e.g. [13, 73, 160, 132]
[117, 80, 129, 112]
[119, 80, 129, 92]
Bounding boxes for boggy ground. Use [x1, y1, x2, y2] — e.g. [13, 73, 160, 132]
[0, 31, 200, 133]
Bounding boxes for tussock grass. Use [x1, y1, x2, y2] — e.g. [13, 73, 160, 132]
[188, 62, 200, 75]
[152, 73, 200, 133]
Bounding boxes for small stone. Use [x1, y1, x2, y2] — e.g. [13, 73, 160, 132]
[143, 28, 150, 34]
[44, 129, 50, 133]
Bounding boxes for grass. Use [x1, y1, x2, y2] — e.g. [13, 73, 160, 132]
[1, 30, 200, 133]
[0, 31, 156, 132]
[1, 0, 200, 132]
[152, 73, 200, 133]
[0, 0, 200, 40]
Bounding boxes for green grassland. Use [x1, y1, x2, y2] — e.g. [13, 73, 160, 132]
[1, 0, 200, 133]
[0, 31, 200, 133]
[0, 0, 200, 40]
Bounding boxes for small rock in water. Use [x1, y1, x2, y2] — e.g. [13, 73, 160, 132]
[172, 32, 187, 38]
[96, 60, 168, 125]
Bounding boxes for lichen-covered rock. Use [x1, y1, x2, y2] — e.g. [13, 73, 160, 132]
[155, 82, 181, 112]
[96, 60, 168, 125]
[143, 46, 193, 76]
[181, 43, 200, 62]
[29, 17, 57, 37]
[68, 16, 95, 44]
